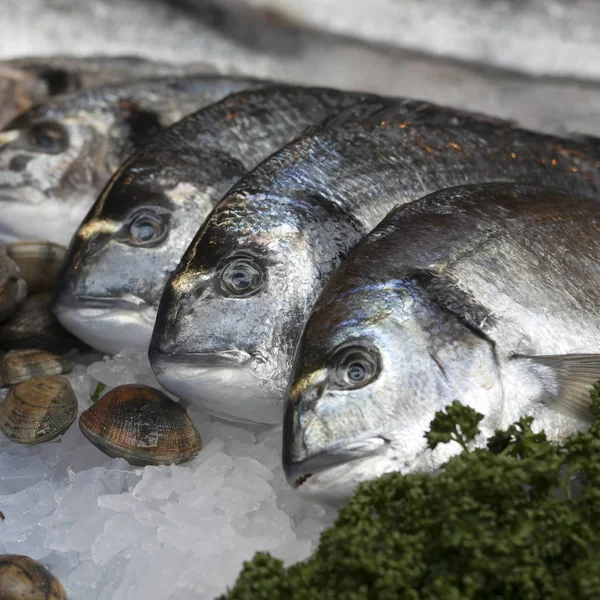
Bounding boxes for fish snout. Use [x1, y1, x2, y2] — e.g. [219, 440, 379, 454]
[282, 384, 324, 488]
[150, 347, 283, 424]
[150, 349, 252, 374]
[283, 436, 390, 490]
[0, 129, 19, 149]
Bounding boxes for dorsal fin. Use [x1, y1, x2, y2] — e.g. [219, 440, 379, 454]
[313, 96, 515, 135]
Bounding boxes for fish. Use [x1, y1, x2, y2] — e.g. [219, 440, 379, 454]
[0, 54, 218, 130]
[0, 248, 27, 324]
[149, 98, 600, 425]
[52, 85, 376, 356]
[283, 182, 600, 503]
[0, 74, 263, 245]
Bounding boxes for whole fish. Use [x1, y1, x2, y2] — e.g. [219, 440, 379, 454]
[283, 183, 600, 502]
[52, 85, 376, 355]
[149, 99, 600, 425]
[0, 55, 218, 130]
[0, 74, 263, 245]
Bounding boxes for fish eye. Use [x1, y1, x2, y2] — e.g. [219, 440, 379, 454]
[26, 122, 69, 154]
[127, 209, 168, 247]
[219, 255, 264, 297]
[333, 342, 380, 390]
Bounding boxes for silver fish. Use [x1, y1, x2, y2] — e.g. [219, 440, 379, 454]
[150, 99, 600, 425]
[52, 85, 374, 356]
[0, 54, 218, 130]
[283, 183, 600, 503]
[0, 248, 27, 324]
[0, 74, 262, 245]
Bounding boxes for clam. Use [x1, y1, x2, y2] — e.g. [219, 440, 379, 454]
[0, 349, 72, 387]
[79, 384, 202, 466]
[0, 554, 66, 600]
[0, 249, 27, 325]
[0, 376, 77, 444]
[5, 241, 66, 294]
[0, 293, 85, 353]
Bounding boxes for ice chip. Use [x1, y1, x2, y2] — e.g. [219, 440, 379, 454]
[92, 513, 149, 565]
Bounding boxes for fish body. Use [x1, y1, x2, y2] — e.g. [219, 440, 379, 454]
[150, 99, 600, 424]
[283, 183, 600, 502]
[0, 74, 263, 245]
[53, 85, 374, 356]
[0, 55, 218, 130]
[0, 249, 27, 324]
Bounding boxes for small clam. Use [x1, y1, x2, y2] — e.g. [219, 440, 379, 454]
[0, 349, 72, 387]
[79, 384, 202, 466]
[0, 376, 77, 444]
[5, 241, 66, 294]
[0, 554, 66, 600]
[0, 249, 27, 325]
[0, 293, 85, 353]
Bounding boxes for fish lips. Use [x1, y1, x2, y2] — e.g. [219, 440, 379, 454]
[61, 294, 149, 311]
[53, 293, 155, 354]
[283, 436, 389, 491]
[149, 349, 283, 424]
[149, 349, 252, 372]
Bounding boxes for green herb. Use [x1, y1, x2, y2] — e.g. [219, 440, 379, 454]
[221, 389, 600, 599]
[90, 382, 106, 403]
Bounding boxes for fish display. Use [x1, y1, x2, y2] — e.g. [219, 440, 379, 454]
[0, 55, 218, 130]
[0, 74, 263, 245]
[52, 85, 378, 355]
[150, 99, 600, 425]
[283, 183, 600, 502]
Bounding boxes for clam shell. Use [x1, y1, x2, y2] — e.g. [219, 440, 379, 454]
[79, 384, 202, 466]
[0, 554, 66, 600]
[0, 376, 77, 444]
[5, 240, 66, 294]
[0, 349, 72, 387]
[0, 293, 85, 353]
[0, 249, 27, 325]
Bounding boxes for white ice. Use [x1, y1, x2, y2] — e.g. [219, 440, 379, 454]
[0, 352, 335, 600]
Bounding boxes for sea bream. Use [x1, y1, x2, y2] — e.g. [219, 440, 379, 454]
[0, 54, 218, 130]
[52, 85, 376, 355]
[283, 183, 600, 503]
[149, 99, 600, 425]
[0, 74, 263, 245]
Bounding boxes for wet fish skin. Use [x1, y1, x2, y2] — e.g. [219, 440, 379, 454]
[53, 85, 374, 358]
[0, 55, 219, 130]
[283, 183, 600, 502]
[0, 74, 263, 246]
[0, 248, 27, 324]
[152, 98, 600, 425]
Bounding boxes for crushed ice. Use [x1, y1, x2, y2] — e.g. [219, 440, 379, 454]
[0, 351, 334, 599]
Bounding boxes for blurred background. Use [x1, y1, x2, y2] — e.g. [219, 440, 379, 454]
[2, 0, 600, 134]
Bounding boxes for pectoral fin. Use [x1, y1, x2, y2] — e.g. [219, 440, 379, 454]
[525, 354, 600, 420]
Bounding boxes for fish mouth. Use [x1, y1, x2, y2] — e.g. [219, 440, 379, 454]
[285, 437, 389, 490]
[149, 349, 282, 425]
[59, 293, 149, 312]
[54, 295, 156, 355]
[150, 349, 253, 373]
[0, 186, 49, 206]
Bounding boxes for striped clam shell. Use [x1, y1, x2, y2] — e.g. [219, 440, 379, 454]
[0, 375, 77, 444]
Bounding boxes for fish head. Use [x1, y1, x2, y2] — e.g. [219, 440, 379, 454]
[0, 66, 47, 129]
[52, 148, 229, 356]
[149, 191, 347, 424]
[283, 275, 502, 504]
[0, 94, 163, 245]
